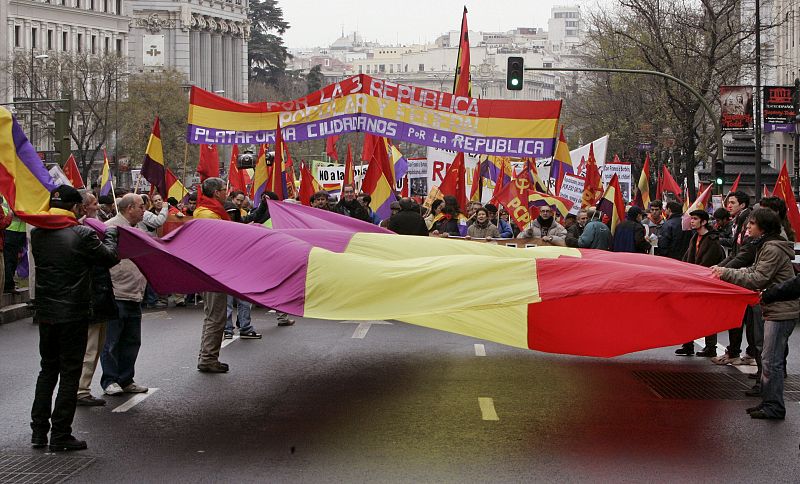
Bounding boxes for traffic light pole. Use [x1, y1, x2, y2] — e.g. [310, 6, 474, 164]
[525, 66, 724, 179]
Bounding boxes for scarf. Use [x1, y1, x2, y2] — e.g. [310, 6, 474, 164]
[537, 216, 554, 228]
[197, 193, 231, 221]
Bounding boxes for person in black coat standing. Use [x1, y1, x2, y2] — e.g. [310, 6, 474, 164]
[387, 197, 429, 236]
[30, 185, 119, 452]
[656, 201, 692, 260]
[612, 206, 651, 253]
[675, 210, 726, 357]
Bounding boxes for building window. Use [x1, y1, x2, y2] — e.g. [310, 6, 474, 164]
[77, 33, 83, 52]
[76, 0, 80, 7]
[418, 63, 424, 72]
[62, 31, 68, 51]
[104, 0, 109, 12]
[116, 0, 121, 13]
[389, 64, 394, 73]
[91, 35, 97, 54]
[105, 37, 110, 52]
[379, 64, 385, 73]
[116, 38, 123, 56]
[359, 65, 363, 74]
[47, 30, 54, 50]
[90, 0, 95, 10]
[404, 64, 408, 72]
[14, 26, 21, 48]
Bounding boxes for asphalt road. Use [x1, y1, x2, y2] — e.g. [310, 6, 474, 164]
[1, 305, 799, 482]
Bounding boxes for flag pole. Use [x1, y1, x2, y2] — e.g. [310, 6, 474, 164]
[110, 178, 118, 212]
[181, 142, 189, 192]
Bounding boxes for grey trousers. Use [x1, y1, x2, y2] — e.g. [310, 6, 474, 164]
[198, 292, 227, 365]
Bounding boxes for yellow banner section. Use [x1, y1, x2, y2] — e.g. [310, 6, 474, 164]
[188, 105, 279, 132]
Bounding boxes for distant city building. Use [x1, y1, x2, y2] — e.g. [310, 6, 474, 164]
[125, 0, 249, 102]
[285, 5, 586, 102]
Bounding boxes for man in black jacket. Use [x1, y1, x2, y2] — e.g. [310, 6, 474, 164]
[655, 201, 691, 260]
[30, 185, 119, 452]
[387, 197, 428, 236]
[335, 184, 371, 222]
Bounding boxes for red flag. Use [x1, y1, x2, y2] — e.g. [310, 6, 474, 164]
[730, 173, 741, 193]
[660, 166, 683, 201]
[326, 135, 339, 161]
[490, 157, 509, 205]
[197, 144, 220, 181]
[656, 166, 663, 200]
[63, 154, 85, 189]
[580, 144, 603, 208]
[469, 161, 482, 202]
[596, 173, 626, 234]
[362, 133, 377, 162]
[493, 179, 532, 231]
[439, 152, 468, 211]
[764, 184, 772, 198]
[227, 145, 247, 193]
[772, 161, 800, 236]
[453, 7, 471, 97]
[299, 161, 321, 206]
[633, 153, 651, 208]
[400, 175, 409, 197]
[284, 144, 297, 200]
[343, 144, 355, 187]
[265, 126, 286, 200]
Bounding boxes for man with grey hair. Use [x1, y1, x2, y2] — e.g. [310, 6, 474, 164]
[101, 193, 150, 396]
[193, 177, 232, 373]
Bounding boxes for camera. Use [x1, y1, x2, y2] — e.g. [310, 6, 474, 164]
[236, 151, 273, 169]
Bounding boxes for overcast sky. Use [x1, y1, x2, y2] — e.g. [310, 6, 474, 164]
[281, 1, 598, 49]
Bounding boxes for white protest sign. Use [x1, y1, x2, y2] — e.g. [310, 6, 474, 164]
[571, 135, 610, 176]
[559, 173, 585, 214]
[601, 162, 632, 202]
[48, 165, 70, 187]
[426, 147, 491, 203]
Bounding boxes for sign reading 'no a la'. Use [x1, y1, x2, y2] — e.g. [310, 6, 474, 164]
[143, 35, 165, 67]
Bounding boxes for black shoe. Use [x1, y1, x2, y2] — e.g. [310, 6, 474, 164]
[746, 404, 763, 414]
[197, 361, 229, 373]
[31, 433, 48, 449]
[49, 436, 88, 452]
[695, 348, 717, 357]
[745, 386, 761, 397]
[223, 332, 233, 340]
[239, 330, 262, 339]
[277, 319, 296, 327]
[749, 409, 784, 420]
[675, 347, 694, 356]
[76, 395, 107, 406]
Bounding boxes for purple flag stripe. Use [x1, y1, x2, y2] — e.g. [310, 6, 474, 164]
[10, 117, 57, 191]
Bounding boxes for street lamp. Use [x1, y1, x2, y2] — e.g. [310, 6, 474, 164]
[30, 53, 49, 150]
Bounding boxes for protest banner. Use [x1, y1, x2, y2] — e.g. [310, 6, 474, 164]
[601, 162, 632, 202]
[558, 173, 585, 214]
[425, 147, 492, 203]
[187, 75, 562, 157]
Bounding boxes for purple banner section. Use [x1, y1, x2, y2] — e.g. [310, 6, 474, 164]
[188, 114, 557, 158]
[764, 123, 796, 134]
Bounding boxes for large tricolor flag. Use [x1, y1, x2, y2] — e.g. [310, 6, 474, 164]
[99, 150, 113, 197]
[453, 7, 471, 97]
[634, 153, 651, 208]
[166, 168, 188, 202]
[550, 126, 573, 195]
[252, 144, 269, 206]
[265, 125, 287, 200]
[772, 161, 800, 236]
[596, 173, 626, 234]
[63, 154, 85, 189]
[142, 117, 167, 199]
[528, 191, 574, 219]
[0, 106, 79, 228]
[113, 203, 759, 358]
[681, 184, 714, 230]
[388, 142, 408, 183]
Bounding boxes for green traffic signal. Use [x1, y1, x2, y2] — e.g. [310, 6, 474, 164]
[716, 177, 724, 185]
[507, 57, 524, 91]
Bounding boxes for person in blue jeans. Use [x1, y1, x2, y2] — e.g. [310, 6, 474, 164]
[225, 295, 261, 339]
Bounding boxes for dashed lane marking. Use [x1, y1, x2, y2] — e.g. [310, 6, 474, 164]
[478, 397, 499, 421]
[474, 344, 486, 357]
[339, 321, 392, 339]
[112, 388, 159, 413]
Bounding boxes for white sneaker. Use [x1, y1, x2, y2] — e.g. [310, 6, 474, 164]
[104, 383, 124, 395]
[122, 383, 149, 393]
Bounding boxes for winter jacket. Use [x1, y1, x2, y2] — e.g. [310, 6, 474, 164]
[334, 199, 371, 222]
[612, 219, 651, 253]
[656, 213, 692, 260]
[720, 208, 752, 262]
[467, 220, 501, 239]
[138, 205, 168, 237]
[388, 209, 429, 236]
[719, 237, 758, 269]
[90, 264, 118, 324]
[720, 235, 799, 321]
[517, 218, 567, 244]
[717, 221, 735, 249]
[106, 214, 148, 302]
[493, 218, 514, 238]
[431, 216, 461, 237]
[578, 220, 611, 250]
[31, 223, 119, 323]
[682, 229, 724, 267]
[565, 223, 584, 248]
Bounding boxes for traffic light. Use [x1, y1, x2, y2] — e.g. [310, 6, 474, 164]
[714, 160, 724, 186]
[507, 57, 524, 91]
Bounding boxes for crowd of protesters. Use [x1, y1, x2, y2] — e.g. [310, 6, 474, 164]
[14, 176, 800, 454]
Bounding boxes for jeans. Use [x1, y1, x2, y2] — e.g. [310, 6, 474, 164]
[225, 295, 253, 333]
[143, 284, 159, 307]
[101, 301, 142, 390]
[759, 318, 796, 418]
[31, 320, 88, 440]
[3, 230, 25, 291]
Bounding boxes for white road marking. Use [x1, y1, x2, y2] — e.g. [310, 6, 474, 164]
[142, 311, 168, 320]
[339, 320, 392, 339]
[478, 397, 499, 421]
[112, 389, 159, 413]
[221, 335, 239, 348]
[474, 344, 486, 357]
